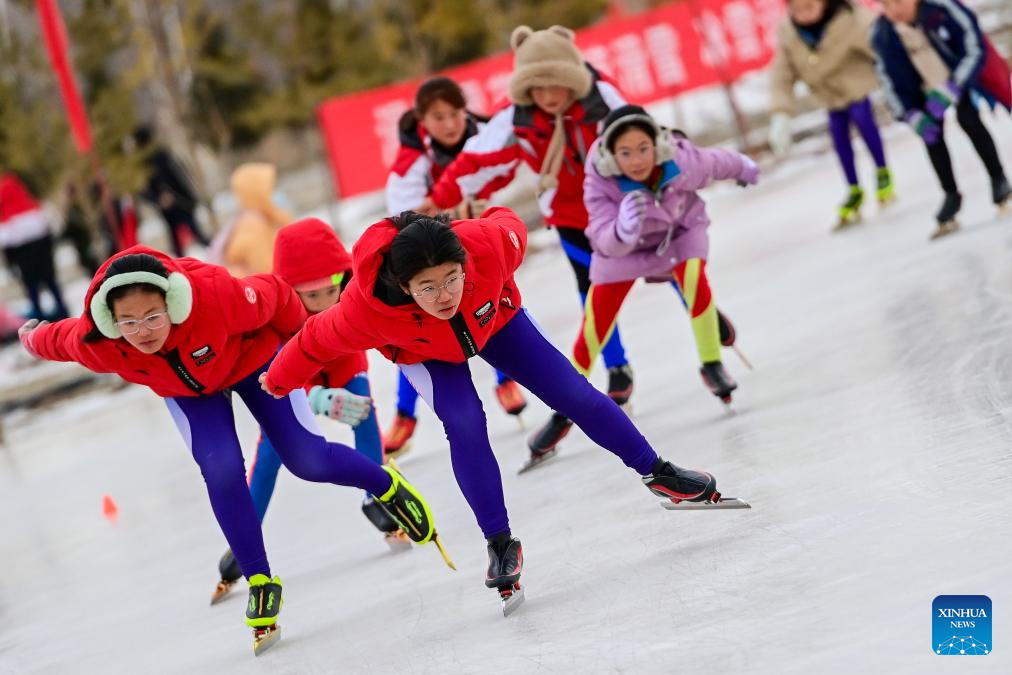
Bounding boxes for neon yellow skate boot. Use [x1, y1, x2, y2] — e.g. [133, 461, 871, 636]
[245, 574, 283, 655]
[377, 464, 456, 569]
[876, 167, 896, 206]
[835, 185, 864, 230]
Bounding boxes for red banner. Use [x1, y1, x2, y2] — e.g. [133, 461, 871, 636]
[319, 0, 788, 197]
[37, 0, 93, 154]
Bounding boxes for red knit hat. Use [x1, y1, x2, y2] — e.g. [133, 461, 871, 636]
[273, 217, 352, 292]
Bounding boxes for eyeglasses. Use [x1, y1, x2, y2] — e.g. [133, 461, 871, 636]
[411, 273, 465, 303]
[116, 311, 169, 335]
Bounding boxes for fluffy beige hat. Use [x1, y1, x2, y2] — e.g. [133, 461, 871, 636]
[508, 25, 592, 105]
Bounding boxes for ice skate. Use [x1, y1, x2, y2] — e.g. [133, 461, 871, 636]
[485, 534, 525, 617]
[361, 496, 412, 551]
[245, 574, 283, 656]
[210, 548, 242, 605]
[494, 379, 527, 417]
[930, 192, 962, 240]
[642, 457, 719, 505]
[383, 412, 416, 459]
[607, 364, 634, 412]
[377, 464, 456, 569]
[992, 175, 1011, 213]
[700, 361, 737, 404]
[876, 167, 896, 206]
[521, 412, 572, 474]
[833, 185, 864, 230]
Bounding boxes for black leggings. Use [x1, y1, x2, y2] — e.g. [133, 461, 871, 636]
[925, 96, 1005, 195]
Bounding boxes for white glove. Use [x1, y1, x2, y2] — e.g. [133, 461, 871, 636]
[768, 112, 793, 158]
[616, 191, 649, 243]
[307, 386, 372, 427]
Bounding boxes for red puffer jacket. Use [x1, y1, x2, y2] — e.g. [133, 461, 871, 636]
[29, 246, 306, 397]
[264, 207, 527, 396]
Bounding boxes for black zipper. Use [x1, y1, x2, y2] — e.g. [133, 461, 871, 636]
[448, 313, 478, 358]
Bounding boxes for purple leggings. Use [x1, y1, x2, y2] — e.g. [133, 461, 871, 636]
[166, 360, 392, 580]
[400, 309, 659, 539]
[828, 97, 888, 185]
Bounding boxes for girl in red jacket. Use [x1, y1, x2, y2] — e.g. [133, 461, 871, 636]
[211, 218, 410, 605]
[261, 207, 725, 605]
[17, 245, 439, 654]
[384, 76, 527, 455]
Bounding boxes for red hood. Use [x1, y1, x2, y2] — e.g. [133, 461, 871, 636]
[348, 218, 407, 320]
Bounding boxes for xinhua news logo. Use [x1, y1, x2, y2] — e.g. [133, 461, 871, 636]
[933, 595, 991, 655]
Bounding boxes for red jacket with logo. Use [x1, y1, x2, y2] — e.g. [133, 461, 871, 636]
[427, 67, 626, 230]
[28, 246, 307, 398]
[264, 207, 527, 396]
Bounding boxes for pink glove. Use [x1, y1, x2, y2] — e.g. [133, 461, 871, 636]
[738, 155, 759, 186]
[616, 191, 649, 243]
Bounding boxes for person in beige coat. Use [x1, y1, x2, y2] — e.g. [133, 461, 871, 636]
[769, 0, 895, 227]
[209, 163, 292, 276]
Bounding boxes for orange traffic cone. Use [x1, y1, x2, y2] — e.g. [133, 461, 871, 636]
[102, 494, 119, 524]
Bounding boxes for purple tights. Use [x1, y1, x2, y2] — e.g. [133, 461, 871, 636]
[400, 309, 659, 539]
[828, 97, 888, 185]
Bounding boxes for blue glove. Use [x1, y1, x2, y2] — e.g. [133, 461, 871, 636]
[925, 81, 960, 120]
[905, 110, 942, 145]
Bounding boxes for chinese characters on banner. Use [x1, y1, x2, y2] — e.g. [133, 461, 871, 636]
[319, 0, 790, 197]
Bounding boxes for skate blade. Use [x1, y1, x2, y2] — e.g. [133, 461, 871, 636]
[500, 584, 525, 617]
[661, 497, 751, 511]
[518, 448, 558, 475]
[832, 215, 862, 231]
[515, 415, 527, 431]
[384, 442, 412, 462]
[731, 345, 754, 371]
[209, 580, 237, 606]
[433, 534, 457, 570]
[929, 221, 960, 240]
[252, 624, 281, 656]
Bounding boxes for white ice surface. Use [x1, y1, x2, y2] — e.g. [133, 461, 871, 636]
[4, 117, 1012, 674]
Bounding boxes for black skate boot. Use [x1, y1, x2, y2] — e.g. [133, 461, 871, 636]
[931, 192, 962, 240]
[521, 412, 573, 474]
[210, 548, 243, 605]
[607, 364, 634, 407]
[700, 361, 737, 403]
[642, 457, 718, 504]
[992, 175, 1011, 210]
[485, 534, 525, 616]
[246, 573, 283, 655]
[362, 495, 411, 550]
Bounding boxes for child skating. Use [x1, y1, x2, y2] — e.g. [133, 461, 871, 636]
[873, 0, 1011, 238]
[384, 76, 527, 456]
[261, 207, 746, 616]
[528, 106, 759, 468]
[421, 26, 741, 459]
[769, 0, 896, 228]
[211, 218, 413, 605]
[18, 246, 445, 655]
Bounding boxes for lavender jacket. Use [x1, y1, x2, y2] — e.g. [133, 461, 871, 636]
[583, 136, 754, 284]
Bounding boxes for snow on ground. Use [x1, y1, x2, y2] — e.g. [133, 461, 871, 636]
[3, 116, 1012, 675]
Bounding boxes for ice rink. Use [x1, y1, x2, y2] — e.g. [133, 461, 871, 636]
[4, 117, 1012, 674]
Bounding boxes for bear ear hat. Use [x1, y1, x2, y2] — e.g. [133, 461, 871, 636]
[510, 25, 533, 50]
[547, 25, 575, 40]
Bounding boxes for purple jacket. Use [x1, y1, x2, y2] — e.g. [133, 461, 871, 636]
[583, 136, 754, 284]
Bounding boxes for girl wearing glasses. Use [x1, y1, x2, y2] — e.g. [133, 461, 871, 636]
[17, 246, 441, 653]
[260, 206, 725, 604]
[384, 76, 528, 457]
